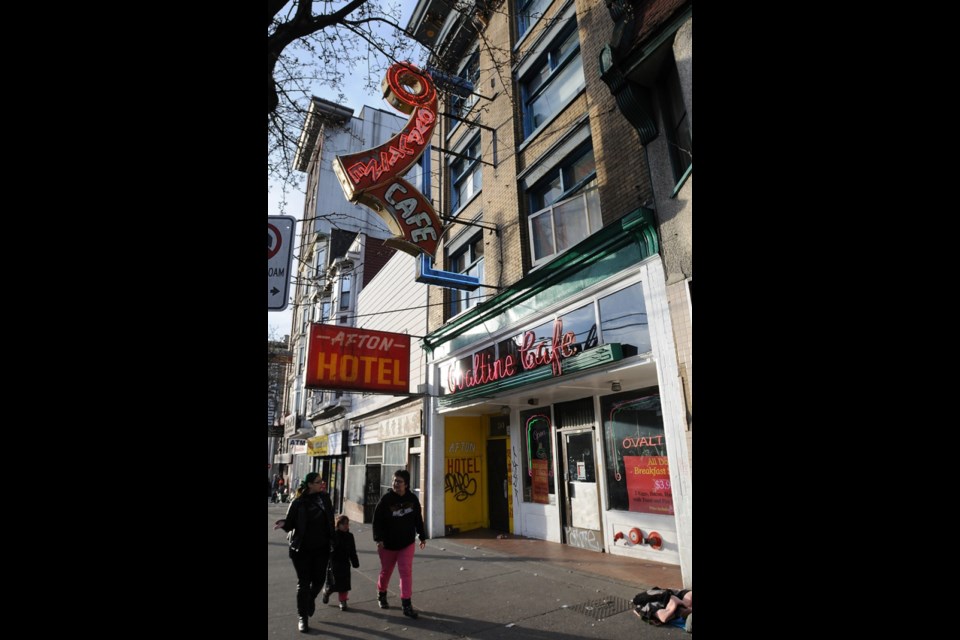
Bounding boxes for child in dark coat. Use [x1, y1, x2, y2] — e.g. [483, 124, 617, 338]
[322, 515, 360, 610]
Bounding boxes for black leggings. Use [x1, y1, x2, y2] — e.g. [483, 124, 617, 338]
[290, 547, 331, 617]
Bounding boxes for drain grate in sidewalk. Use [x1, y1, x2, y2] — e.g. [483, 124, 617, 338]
[567, 595, 634, 620]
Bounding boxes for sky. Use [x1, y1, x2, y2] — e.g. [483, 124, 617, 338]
[268, 0, 420, 342]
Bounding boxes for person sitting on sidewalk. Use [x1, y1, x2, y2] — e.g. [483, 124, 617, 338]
[633, 587, 692, 625]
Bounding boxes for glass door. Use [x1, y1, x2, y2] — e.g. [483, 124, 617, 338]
[559, 428, 603, 551]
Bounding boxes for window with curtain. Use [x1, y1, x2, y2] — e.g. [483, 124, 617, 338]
[526, 141, 600, 266]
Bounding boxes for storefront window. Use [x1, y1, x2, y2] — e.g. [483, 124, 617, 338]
[346, 444, 367, 503]
[558, 303, 598, 353]
[598, 282, 650, 357]
[381, 439, 407, 495]
[527, 319, 554, 345]
[328, 458, 343, 513]
[520, 408, 554, 503]
[600, 389, 672, 514]
[441, 283, 651, 399]
[496, 334, 521, 363]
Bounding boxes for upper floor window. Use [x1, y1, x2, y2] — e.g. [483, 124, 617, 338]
[656, 54, 692, 185]
[517, 0, 552, 40]
[339, 275, 352, 310]
[450, 50, 480, 129]
[447, 233, 484, 317]
[313, 239, 327, 279]
[450, 136, 482, 212]
[530, 141, 596, 210]
[527, 141, 600, 267]
[300, 305, 310, 334]
[520, 23, 584, 139]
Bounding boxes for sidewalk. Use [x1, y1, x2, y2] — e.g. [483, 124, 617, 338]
[268, 503, 688, 639]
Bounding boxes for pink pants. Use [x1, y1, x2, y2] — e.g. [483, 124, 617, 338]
[376, 543, 415, 599]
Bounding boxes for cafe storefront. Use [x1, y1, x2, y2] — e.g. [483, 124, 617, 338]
[422, 209, 691, 573]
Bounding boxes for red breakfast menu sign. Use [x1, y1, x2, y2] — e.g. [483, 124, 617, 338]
[623, 455, 673, 515]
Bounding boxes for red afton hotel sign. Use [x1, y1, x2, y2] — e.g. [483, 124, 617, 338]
[305, 324, 410, 394]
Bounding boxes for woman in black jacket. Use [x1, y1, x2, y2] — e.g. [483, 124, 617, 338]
[273, 472, 335, 633]
[372, 469, 426, 618]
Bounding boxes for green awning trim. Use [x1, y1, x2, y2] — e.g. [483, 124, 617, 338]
[423, 207, 658, 354]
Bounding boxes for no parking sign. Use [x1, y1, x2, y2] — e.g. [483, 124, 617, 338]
[268, 216, 296, 311]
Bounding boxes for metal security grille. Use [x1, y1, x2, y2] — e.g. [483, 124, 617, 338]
[567, 595, 634, 620]
[554, 396, 595, 429]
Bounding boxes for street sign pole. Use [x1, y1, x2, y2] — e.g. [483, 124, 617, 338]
[268, 216, 296, 311]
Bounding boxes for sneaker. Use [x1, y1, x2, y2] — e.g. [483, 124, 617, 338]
[298, 616, 309, 632]
[339, 601, 349, 611]
[378, 592, 389, 609]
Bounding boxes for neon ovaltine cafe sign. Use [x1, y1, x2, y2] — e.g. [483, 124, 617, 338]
[446, 318, 579, 394]
[333, 62, 444, 259]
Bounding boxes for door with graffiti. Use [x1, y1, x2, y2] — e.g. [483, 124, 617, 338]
[558, 428, 604, 552]
[444, 417, 485, 532]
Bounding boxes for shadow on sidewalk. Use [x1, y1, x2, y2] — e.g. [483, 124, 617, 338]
[297, 602, 688, 639]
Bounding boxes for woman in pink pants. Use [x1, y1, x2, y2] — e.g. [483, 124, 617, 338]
[372, 469, 426, 618]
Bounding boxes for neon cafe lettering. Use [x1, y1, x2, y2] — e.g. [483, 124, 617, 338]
[446, 318, 578, 394]
[345, 108, 436, 185]
[332, 62, 443, 259]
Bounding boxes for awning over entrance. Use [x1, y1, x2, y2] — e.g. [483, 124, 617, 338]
[423, 207, 658, 360]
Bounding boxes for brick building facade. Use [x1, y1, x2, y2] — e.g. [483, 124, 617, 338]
[408, 0, 693, 587]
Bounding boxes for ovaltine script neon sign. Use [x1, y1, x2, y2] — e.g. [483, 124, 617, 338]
[447, 319, 578, 394]
[333, 62, 444, 259]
